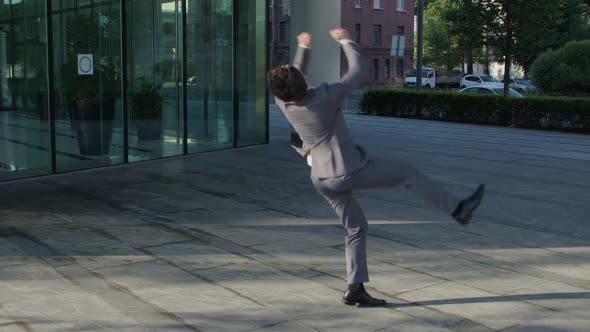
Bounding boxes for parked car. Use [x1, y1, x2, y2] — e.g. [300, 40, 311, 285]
[404, 68, 436, 89]
[460, 74, 502, 89]
[459, 85, 525, 98]
[436, 73, 467, 90]
[404, 68, 465, 89]
[502, 78, 537, 93]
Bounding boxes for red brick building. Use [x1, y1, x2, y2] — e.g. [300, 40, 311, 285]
[342, 0, 414, 86]
[269, 0, 414, 87]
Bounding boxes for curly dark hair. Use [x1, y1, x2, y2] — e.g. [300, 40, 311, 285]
[267, 64, 308, 102]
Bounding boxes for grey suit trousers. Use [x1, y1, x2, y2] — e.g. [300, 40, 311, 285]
[312, 157, 461, 285]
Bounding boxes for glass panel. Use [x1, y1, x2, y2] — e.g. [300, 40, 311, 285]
[0, 0, 51, 181]
[236, 0, 267, 147]
[186, 0, 234, 153]
[59, 1, 77, 10]
[0, 1, 10, 21]
[52, 0, 124, 172]
[127, 0, 183, 162]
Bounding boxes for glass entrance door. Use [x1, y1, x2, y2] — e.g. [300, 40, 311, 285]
[186, 0, 234, 153]
[126, 0, 183, 162]
[52, 0, 124, 172]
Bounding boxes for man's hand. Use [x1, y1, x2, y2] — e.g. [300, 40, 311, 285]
[297, 32, 311, 47]
[329, 28, 351, 42]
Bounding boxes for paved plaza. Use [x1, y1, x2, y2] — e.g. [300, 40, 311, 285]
[1, 107, 589, 331]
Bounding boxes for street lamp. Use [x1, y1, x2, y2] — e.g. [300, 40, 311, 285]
[416, 0, 424, 91]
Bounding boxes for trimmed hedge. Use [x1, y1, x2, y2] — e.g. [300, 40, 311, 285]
[359, 89, 590, 134]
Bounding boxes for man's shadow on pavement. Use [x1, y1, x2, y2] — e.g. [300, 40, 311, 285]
[355, 292, 590, 308]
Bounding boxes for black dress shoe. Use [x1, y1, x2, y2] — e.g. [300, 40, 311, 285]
[453, 184, 485, 225]
[342, 287, 387, 306]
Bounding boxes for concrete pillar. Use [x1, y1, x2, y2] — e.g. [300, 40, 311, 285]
[288, 0, 341, 145]
[289, 0, 342, 86]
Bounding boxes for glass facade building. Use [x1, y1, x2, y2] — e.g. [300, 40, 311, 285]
[0, 0, 268, 182]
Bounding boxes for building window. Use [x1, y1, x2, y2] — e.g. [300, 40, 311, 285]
[269, 0, 273, 7]
[355, 0, 362, 8]
[282, 0, 291, 15]
[374, 0, 383, 9]
[396, 59, 404, 78]
[279, 21, 287, 42]
[384, 58, 391, 79]
[373, 24, 382, 45]
[397, 26, 405, 35]
[277, 0, 283, 6]
[373, 59, 379, 81]
[397, 0, 405, 12]
[268, 22, 273, 41]
[355, 23, 361, 43]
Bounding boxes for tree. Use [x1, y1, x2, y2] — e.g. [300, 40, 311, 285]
[440, 0, 486, 74]
[559, 0, 589, 40]
[422, 0, 486, 74]
[423, 1, 462, 71]
[482, 0, 563, 97]
[530, 40, 590, 94]
[583, 0, 590, 25]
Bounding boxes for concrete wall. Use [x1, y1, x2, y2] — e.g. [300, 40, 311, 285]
[290, 0, 342, 86]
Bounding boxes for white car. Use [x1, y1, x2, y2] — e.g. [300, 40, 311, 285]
[503, 78, 537, 93]
[459, 85, 525, 98]
[460, 74, 502, 89]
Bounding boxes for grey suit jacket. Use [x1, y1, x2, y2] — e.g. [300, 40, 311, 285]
[276, 41, 366, 179]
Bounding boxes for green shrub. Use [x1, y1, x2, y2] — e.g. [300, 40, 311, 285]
[359, 89, 590, 133]
[529, 50, 560, 93]
[530, 40, 590, 94]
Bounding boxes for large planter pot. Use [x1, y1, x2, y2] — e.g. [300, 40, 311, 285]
[136, 119, 162, 141]
[71, 99, 116, 156]
[132, 95, 162, 141]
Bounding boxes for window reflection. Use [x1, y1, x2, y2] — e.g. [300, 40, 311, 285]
[0, 0, 51, 180]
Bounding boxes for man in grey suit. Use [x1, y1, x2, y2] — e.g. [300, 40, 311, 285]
[268, 28, 485, 306]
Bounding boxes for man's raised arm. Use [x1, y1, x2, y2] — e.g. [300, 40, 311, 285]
[293, 32, 311, 75]
[327, 28, 362, 102]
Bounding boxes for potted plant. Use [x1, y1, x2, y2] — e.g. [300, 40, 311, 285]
[60, 60, 120, 156]
[130, 82, 164, 141]
[25, 72, 52, 121]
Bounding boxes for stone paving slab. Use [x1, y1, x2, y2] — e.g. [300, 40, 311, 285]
[396, 281, 556, 330]
[0, 262, 81, 304]
[380, 320, 457, 332]
[142, 241, 252, 272]
[262, 286, 410, 332]
[505, 281, 590, 319]
[2, 291, 141, 331]
[253, 320, 318, 332]
[504, 315, 590, 332]
[196, 262, 326, 302]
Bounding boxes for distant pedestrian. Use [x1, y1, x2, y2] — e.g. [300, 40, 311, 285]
[267, 28, 485, 306]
